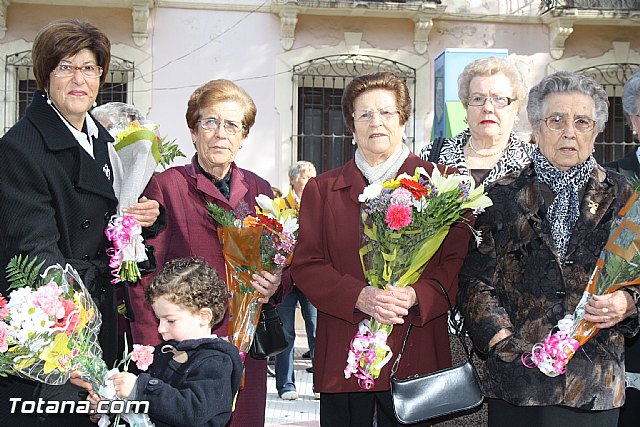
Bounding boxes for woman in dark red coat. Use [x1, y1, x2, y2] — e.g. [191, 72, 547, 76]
[291, 72, 473, 426]
[128, 79, 288, 427]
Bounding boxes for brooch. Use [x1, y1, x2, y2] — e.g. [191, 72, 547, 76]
[588, 200, 599, 215]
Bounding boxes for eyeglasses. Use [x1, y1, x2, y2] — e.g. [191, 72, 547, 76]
[542, 115, 597, 133]
[53, 64, 103, 78]
[353, 107, 400, 122]
[197, 117, 244, 135]
[467, 96, 515, 108]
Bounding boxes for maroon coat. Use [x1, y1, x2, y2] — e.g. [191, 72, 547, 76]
[291, 154, 473, 393]
[129, 156, 284, 427]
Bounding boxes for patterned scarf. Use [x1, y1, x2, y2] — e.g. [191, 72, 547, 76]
[532, 148, 596, 261]
[354, 144, 410, 184]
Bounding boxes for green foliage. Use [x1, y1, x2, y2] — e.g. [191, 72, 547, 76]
[158, 138, 186, 169]
[205, 202, 237, 227]
[6, 255, 45, 291]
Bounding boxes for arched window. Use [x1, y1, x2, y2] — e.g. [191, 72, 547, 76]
[292, 54, 416, 173]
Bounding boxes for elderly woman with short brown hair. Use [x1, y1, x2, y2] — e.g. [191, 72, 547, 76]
[458, 71, 640, 427]
[292, 71, 473, 426]
[129, 78, 287, 427]
[0, 19, 159, 427]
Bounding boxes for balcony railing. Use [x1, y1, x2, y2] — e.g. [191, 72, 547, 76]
[542, 0, 640, 12]
[273, 0, 441, 9]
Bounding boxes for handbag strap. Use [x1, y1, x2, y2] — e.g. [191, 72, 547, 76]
[390, 279, 474, 377]
[427, 137, 445, 163]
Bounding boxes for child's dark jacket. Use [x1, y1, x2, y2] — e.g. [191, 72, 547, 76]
[134, 337, 242, 427]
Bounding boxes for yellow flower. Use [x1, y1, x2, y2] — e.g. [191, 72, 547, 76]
[39, 333, 71, 374]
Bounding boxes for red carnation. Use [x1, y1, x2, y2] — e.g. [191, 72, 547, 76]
[385, 204, 413, 230]
[400, 178, 429, 201]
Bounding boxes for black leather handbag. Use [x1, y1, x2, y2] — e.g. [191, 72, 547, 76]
[249, 303, 289, 359]
[390, 281, 483, 424]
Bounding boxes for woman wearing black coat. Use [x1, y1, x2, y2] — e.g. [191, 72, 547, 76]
[0, 19, 159, 427]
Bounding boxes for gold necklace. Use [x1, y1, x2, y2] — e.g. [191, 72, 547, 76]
[468, 138, 508, 158]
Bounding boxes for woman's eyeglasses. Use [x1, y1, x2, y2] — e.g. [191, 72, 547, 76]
[53, 64, 103, 78]
[542, 115, 596, 133]
[467, 96, 515, 108]
[197, 117, 244, 135]
[353, 107, 400, 122]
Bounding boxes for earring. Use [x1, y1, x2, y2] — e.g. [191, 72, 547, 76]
[352, 138, 357, 146]
[44, 92, 52, 105]
[92, 101, 97, 108]
[463, 117, 468, 124]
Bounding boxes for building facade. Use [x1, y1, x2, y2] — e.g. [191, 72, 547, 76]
[1, 0, 640, 189]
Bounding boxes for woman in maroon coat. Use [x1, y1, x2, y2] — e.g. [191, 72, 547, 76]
[291, 72, 473, 426]
[128, 79, 286, 427]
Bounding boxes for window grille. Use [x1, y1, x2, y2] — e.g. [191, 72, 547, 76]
[576, 63, 639, 164]
[292, 54, 416, 174]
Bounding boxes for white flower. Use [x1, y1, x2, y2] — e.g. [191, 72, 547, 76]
[281, 215, 299, 234]
[358, 183, 383, 202]
[255, 194, 278, 217]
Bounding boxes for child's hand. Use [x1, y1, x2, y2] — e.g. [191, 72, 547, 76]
[87, 393, 102, 423]
[108, 371, 138, 399]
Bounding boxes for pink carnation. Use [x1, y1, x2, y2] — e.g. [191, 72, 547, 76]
[131, 344, 155, 371]
[0, 294, 8, 320]
[0, 321, 8, 352]
[31, 281, 65, 318]
[385, 204, 413, 230]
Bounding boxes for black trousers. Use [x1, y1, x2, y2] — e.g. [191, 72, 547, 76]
[319, 390, 429, 427]
[618, 388, 640, 427]
[488, 398, 619, 427]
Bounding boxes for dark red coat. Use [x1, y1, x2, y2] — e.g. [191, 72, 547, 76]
[129, 156, 285, 427]
[291, 154, 473, 393]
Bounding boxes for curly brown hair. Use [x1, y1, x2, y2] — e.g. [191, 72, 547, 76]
[145, 257, 227, 327]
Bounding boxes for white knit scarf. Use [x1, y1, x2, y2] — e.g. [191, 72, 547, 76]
[354, 144, 410, 184]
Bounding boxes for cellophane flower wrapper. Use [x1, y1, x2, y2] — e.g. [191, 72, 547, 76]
[96, 341, 156, 427]
[206, 195, 298, 358]
[0, 260, 108, 394]
[105, 121, 161, 283]
[346, 167, 492, 389]
[523, 193, 640, 377]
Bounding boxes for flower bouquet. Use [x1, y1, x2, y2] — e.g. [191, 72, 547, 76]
[105, 120, 184, 284]
[206, 195, 298, 359]
[345, 166, 492, 389]
[0, 255, 155, 426]
[0, 255, 108, 390]
[522, 193, 640, 377]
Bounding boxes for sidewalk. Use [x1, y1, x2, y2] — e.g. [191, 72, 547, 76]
[265, 310, 320, 426]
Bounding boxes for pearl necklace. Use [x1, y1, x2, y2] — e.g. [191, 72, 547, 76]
[468, 138, 508, 158]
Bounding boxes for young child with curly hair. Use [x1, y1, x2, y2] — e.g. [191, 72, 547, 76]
[108, 257, 243, 427]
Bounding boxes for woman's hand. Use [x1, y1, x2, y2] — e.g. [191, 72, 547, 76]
[252, 270, 282, 303]
[108, 371, 137, 399]
[124, 196, 160, 228]
[584, 291, 636, 329]
[356, 285, 417, 325]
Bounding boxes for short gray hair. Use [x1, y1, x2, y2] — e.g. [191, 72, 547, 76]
[622, 69, 640, 117]
[527, 71, 609, 133]
[288, 160, 316, 178]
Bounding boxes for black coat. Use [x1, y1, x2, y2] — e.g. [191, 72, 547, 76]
[603, 148, 640, 182]
[0, 91, 119, 426]
[135, 337, 243, 427]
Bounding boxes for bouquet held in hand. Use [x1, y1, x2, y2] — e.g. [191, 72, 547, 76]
[206, 195, 298, 358]
[0, 255, 155, 426]
[346, 166, 492, 389]
[105, 120, 183, 284]
[522, 193, 640, 377]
